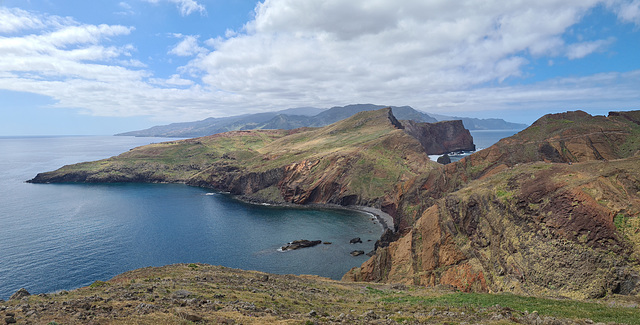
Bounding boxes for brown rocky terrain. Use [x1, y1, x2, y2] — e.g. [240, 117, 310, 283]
[446, 110, 640, 184]
[346, 110, 640, 299]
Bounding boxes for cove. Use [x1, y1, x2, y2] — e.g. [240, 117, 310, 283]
[0, 136, 381, 299]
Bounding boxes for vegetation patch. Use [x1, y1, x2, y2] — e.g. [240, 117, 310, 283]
[381, 292, 640, 324]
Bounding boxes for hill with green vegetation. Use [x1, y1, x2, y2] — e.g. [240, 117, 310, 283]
[30, 108, 472, 230]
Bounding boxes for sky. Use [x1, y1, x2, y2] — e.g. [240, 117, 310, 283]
[0, 0, 639, 135]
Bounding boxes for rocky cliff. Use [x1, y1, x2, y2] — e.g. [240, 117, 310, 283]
[402, 119, 475, 155]
[345, 110, 640, 299]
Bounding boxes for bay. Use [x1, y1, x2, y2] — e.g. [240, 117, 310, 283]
[0, 130, 515, 300]
[0, 136, 381, 300]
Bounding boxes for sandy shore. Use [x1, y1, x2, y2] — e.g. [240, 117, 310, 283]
[233, 193, 395, 232]
[349, 206, 394, 232]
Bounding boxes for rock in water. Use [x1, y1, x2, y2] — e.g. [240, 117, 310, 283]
[9, 288, 30, 300]
[350, 237, 362, 244]
[437, 154, 451, 165]
[351, 250, 365, 256]
[281, 239, 322, 251]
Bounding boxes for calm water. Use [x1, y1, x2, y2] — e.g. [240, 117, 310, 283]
[470, 129, 522, 150]
[0, 136, 382, 300]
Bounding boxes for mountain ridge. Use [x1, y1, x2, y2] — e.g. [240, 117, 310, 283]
[117, 104, 526, 137]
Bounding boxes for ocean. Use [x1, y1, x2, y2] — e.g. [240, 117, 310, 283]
[0, 130, 518, 300]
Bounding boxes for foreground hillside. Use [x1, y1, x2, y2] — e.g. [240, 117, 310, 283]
[2, 263, 639, 325]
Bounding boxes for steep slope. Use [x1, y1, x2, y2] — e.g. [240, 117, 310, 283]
[402, 119, 475, 154]
[346, 110, 640, 299]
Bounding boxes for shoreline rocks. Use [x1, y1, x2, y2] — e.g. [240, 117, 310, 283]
[9, 288, 30, 301]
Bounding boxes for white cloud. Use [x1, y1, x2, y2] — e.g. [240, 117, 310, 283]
[415, 70, 640, 114]
[613, 0, 640, 25]
[0, 2, 639, 125]
[142, 0, 206, 16]
[169, 35, 207, 56]
[116, 2, 135, 16]
[566, 38, 615, 59]
[193, 0, 607, 106]
[0, 7, 74, 33]
[149, 74, 195, 87]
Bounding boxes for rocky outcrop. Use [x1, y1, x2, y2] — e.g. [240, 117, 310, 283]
[346, 110, 640, 298]
[346, 155, 640, 299]
[9, 288, 30, 301]
[402, 119, 475, 155]
[437, 154, 451, 165]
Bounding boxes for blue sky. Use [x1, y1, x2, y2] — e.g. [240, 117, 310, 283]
[1, 0, 639, 135]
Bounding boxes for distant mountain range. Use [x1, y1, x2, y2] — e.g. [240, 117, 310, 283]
[116, 104, 527, 138]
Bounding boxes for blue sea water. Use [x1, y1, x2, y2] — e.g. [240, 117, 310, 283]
[0, 136, 383, 300]
[470, 129, 521, 150]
